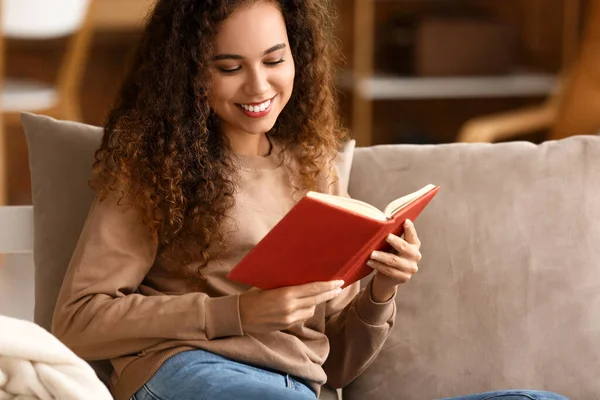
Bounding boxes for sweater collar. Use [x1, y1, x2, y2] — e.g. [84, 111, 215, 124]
[230, 136, 283, 171]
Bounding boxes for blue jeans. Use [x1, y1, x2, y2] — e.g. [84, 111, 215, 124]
[131, 349, 317, 400]
[132, 349, 569, 400]
[444, 391, 569, 400]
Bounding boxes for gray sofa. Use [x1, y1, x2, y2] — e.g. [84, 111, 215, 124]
[22, 113, 599, 399]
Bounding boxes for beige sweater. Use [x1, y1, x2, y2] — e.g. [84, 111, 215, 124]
[51, 142, 396, 400]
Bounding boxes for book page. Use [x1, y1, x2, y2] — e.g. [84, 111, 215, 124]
[384, 184, 437, 217]
[305, 192, 387, 221]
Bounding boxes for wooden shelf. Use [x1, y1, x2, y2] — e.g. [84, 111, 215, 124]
[93, 0, 156, 30]
[338, 71, 558, 100]
[345, 0, 581, 147]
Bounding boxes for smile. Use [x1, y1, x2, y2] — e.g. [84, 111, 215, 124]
[236, 96, 275, 118]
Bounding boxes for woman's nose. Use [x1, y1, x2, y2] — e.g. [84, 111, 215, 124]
[244, 67, 270, 97]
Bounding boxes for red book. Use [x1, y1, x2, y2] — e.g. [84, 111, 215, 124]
[227, 184, 440, 289]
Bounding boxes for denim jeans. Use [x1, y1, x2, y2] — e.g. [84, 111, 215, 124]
[131, 349, 317, 400]
[444, 391, 569, 400]
[131, 349, 569, 400]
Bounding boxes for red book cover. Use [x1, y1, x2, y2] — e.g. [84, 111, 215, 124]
[227, 185, 440, 289]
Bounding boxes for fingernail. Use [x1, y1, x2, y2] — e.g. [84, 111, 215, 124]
[334, 288, 343, 296]
[371, 251, 381, 259]
[405, 219, 412, 227]
[367, 260, 375, 268]
[334, 280, 345, 287]
[386, 234, 394, 243]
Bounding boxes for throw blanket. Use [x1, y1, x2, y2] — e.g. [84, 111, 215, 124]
[0, 315, 112, 400]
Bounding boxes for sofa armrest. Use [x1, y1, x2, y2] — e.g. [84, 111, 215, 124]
[0, 206, 34, 255]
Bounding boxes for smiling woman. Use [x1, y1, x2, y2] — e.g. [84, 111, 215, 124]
[52, 1, 358, 400]
[48, 1, 570, 400]
[209, 3, 296, 155]
[87, 0, 345, 258]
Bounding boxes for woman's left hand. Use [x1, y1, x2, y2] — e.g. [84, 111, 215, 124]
[367, 219, 422, 302]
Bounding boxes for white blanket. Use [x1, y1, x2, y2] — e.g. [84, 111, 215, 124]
[0, 315, 112, 400]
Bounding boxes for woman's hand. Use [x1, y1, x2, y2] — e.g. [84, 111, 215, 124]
[239, 280, 344, 334]
[368, 219, 422, 302]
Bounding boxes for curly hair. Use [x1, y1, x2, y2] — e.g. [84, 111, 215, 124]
[91, 0, 348, 272]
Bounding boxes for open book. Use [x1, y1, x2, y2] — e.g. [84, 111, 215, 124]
[227, 184, 440, 290]
[306, 184, 438, 221]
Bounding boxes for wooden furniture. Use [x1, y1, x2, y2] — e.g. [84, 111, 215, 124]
[0, 1, 5, 265]
[343, 0, 582, 147]
[548, 0, 600, 140]
[457, 0, 598, 143]
[0, 0, 94, 210]
[93, 0, 156, 31]
[456, 97, 561, 143]
[0, 0, 4, 209]
[1, 0, 95, 124]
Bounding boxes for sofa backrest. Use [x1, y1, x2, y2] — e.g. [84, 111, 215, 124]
[345, 138, 600, 400]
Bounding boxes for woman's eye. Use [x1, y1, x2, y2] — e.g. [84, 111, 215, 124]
[264, 59, 285, 66]
[218, 66, 241, 74]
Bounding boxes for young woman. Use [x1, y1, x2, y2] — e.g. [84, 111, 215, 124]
[52, 1, 569, 400]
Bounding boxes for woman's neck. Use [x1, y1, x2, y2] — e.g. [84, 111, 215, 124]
[226, 131, 272, 157]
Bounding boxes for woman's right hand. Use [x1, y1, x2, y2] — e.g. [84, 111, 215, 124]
[239, 280, 345, 334]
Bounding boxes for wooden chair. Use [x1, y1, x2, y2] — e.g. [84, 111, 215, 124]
[2, 0, 94, 123]
[457, 0, 599, 143]
[456, 76, 566, 143]
[0, 0, 94, 208]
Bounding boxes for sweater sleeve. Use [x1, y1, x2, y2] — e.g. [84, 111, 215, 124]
[322, 279, 396, 388]
[51, 195, 244, 361]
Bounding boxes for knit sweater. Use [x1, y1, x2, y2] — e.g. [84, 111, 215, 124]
[51, 141, 396, 400]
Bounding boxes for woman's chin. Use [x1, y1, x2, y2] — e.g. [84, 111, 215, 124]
[238, 120, 278, 136]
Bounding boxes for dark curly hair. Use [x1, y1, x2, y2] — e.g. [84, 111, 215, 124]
[91, 0, 348, 272]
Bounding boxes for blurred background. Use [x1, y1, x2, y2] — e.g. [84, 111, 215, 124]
[1, 0, 599, 205]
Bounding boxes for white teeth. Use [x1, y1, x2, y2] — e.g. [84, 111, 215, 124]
[241, 99, 271, 113]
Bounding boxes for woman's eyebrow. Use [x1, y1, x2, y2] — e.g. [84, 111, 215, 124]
[213, 43, 286, 61]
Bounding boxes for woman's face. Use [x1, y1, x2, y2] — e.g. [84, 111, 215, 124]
[209, 1, 295, 139]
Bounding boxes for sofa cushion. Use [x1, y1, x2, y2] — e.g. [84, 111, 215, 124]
[336, 139, 355, 190]
[21, 113, 101, 332]
[345, 136, 600, 400]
